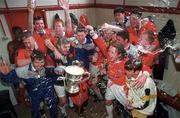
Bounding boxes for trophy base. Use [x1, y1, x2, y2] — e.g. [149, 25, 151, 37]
[66, 86, 79, 94]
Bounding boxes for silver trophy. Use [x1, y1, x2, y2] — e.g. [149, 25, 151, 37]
[56, 65, 90, 94]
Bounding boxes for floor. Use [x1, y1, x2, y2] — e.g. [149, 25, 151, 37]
[15, 97, 123, 118]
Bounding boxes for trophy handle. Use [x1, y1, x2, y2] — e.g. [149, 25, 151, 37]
[57, 76, 66, 86]
[83, 71, 90, 79]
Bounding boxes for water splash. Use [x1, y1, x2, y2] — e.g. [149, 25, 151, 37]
[138, 41, 180, 55]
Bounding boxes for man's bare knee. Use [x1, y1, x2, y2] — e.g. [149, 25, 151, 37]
[105, 100, 112, 105]
[58, 96, 66, 106]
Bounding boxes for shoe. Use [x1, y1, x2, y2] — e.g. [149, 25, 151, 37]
[41, 114, 47, 118]
[68, 102, 74, 108]
[79, 113, 84, 118]
[61, 112, 67, 118]
[40, 109, 46, 118]
[68, 105, 74, 110]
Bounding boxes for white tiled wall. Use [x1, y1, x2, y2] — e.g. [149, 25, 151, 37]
[125, 0, 178, 7]
[4, 0, 94, 8]
[46, 8, 96, 28]
[96, 0, 123, 4]
[0, 15, 12, 64]
[96, 0, 178, 7]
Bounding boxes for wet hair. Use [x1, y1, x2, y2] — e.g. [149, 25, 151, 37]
[33, 16, 43, 24]
[131, 8, 142, 18]
[12, 26, 23, 35]
[72, 60, 84, 68]
[56, 37, 70, 46]
[141, 30, 155, 44]
[53, 19, 64, 27]
[76, 26, 87, 33]
[12, 26, 23, 40]
[125, 58, 143, 72]
[110, 43, 127, 59]
[116, 30, 129, 41]
[53, 13, 64, 28]
[88, 51, 98, 61]
[21, 30, 33, 40]
[31, 50, 45, 61]
[114, 6, 125, 15]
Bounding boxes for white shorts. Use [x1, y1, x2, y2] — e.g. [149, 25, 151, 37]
[105, 80, 127, 106]
[54, 85, 66, 97]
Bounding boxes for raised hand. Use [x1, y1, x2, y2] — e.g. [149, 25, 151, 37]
[44, 36, 62, 59]
[27, 0, 36, 33]
[58, 0, 69, 10]
[134, 72, 148, 88]
[0, 62, 11, 75]
[53, 49, 62, 60]
[54, 65, 66, 75]
[27, 0, 36, 11]
[126, 100, 133, 110]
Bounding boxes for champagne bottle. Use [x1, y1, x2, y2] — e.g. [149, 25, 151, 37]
[31, 0, 37, 9]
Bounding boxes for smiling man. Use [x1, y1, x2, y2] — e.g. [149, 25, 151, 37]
[0, 50, 58, 118]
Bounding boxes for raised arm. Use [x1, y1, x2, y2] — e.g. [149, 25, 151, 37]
[86, 26, 108, 58]
[59, 0, 73, 34]
[44, 35, 62, 60]
[27, 0, 36, 33]
[0, 62, 19, 82]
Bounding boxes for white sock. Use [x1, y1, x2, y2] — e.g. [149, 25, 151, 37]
[106, 104, 113, 118]
[68, 97, 74, 107]
[40, 101, 44, 109]
[59, 105, 66, 114]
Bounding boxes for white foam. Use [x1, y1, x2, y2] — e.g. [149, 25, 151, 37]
[65, 65, 84, 75]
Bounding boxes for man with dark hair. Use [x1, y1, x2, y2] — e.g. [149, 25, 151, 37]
[75, 27, 95, 70]
[116, 30, 138, 59]
[131, 9, 142, 18]
[0, 50, 58, 118]
[125, 58, 157, 118]
[114, 6, 125, 15]
[111, 6, 126, 29]
[32, 15, 56, 54]
[7, 26, 23, 64]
